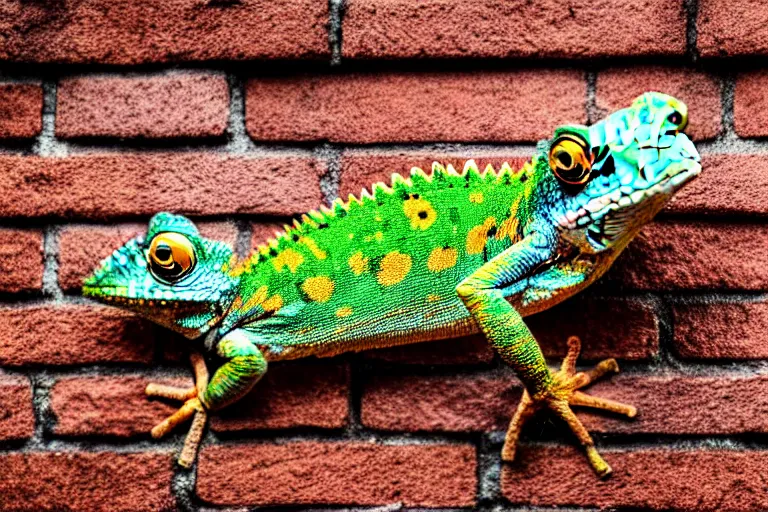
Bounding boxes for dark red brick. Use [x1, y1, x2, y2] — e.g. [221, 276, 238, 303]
[212, 363, 349, 431]
[0, 304, 155, 366]
[503, 446, 768, 510]
[595, 67, 721, 140]
[0, 451, 175, 511]
[673, 301, 768, 359]
[57, 73, 229, 139]
[0, 83, 42, 138]
[0, 153, 324, 219]
[0, 0, 329, 64]
[698, 0, 768, 57]
[197, 442, 476, 507]
[251, 221, 290, 249]
[734, 71, 768, 138]
[607, 221, 768, 290]
[0, 229, 43, 293]
[344, 0, 686, 59]
[59, 222, 238, 291]
[0, 376, 34, 441]
[246, 71, 586, 143]
[365, 335, 495, 365]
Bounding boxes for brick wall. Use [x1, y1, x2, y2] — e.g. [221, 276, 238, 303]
[0, 1, 766, 510]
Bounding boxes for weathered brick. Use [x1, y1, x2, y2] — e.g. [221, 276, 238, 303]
[212, 363, 349, 431]
[0, 154, 324, 219]
[0, 452, 175, 512]
[57, 73, 229, 139]
[344, 0, 686, 59]
[246, 71, 586, 143]
[0, 304, 155, 366]
[251, 221, 291, 249]
[0, 0, 329, 64]
[503, 446, 768, 510]
[0, 376, 34, 441]
[0, 83, 42, 138]
[698, 0, 768, 56]
[0, 229, 43, 293]
[734, 71, 768, 138]
[364, 372, 768, 434]
[59, 222, 238, 291]
[607, 221, 768, 290]
[673, 301, 768, 359]
[595, 67, 721, 140]
[197, 442, 476, 507]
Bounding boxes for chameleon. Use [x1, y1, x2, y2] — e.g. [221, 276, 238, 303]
[83, 92, 701, 478]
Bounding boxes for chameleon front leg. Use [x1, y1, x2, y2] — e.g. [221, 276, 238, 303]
[456, 233, 635, 478]
[146, 328, 267, 467]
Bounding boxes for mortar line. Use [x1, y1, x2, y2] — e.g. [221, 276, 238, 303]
[684, 0, 700, 62]
[329, 0, 345, 66]
[585, 70, 598, 125]
[41, 225, 63, 301]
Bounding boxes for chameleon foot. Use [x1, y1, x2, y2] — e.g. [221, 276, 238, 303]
[501, 336, 637, 479]
[146, 352, 209, 468]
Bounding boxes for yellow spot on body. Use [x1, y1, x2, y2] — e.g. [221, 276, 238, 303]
[469, 192, 484, 204]
[299, 237, 327, 260]
[272, 248, 304, 273]
[364, 231, 384, 242]
[427, 247, 458, 272]
[427, 294, 441, 302]
[302, 276, 335, 302]
[403, 196, 437, 230]
[262, 294, 284, 312]
[497, 216, 519, 241]
[348, 233, 354, 239]
[243, 285, 268, 311]
[336, 306, 353, 317]
[348, 251, 369, 275]
[466, 217, 496, 254]
[377, 251, 412, 286]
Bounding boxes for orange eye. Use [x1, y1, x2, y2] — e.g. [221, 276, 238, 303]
[549, 134, 593, 185]
[148, 232, 196, 282]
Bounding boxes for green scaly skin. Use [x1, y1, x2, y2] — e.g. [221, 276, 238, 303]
[83, 93, 701, 477]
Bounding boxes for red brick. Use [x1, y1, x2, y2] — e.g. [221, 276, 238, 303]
[0, 451, 175, 511]
[59, 222, 238, 291]
[673, 301, 768, 359]
[503, 446, 768, 510]
[197, 442, 476, 507]
[366, 335, 495, 365]
[0, 0, 329, 64]
[0, 376, 34, 441]
[212, 363, 349, 431]
[339, 152, 531, 198]
[596, 67, 721, 140]
[0, 153, 324, 219]
[57, 73, 229, 139]
[607, 221, 768, 290]
[0, 83, 42, 138]
[251, 221, 290, 249]
[246, 71, 586, 143]
[0, 229, 43, 293]
[698, 0, 768, 57]
[734, 71, 768, 137]
[344, 0, 686, 59]
[0, 304, 155, 366]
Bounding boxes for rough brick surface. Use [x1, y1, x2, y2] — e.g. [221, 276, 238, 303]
[57, 74, 229, 139]
[503, 446, 768, 510]
[59, 222, 238, 291]
[733, 71, 768, 138]
[0, 376, 34, 441]
[246, 71, 586, 143]
[0, 0, 329, 64]
[197, 442, 476, 507]
[673, 301, 768, 359]
[0, 452, 175, 512]
[595, 67, 721, 140]
[0, 83, 42, 138]
[607, 221, 768, 290]
[366, 335, 495, 365]
[698, 0, 768, 56]
[0, 154, 324, 219]
[344, 0, 686, 59]
[0, 305, 155, 366]
[0, 229, 43, 293]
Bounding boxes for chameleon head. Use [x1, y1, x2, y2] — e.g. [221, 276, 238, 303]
[547, 92, 701, 252]
[82, 212, 238, 337]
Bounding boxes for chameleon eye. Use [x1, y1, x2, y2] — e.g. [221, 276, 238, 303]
[148, 232, 196, 283]
[549, 134, 593, 186]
